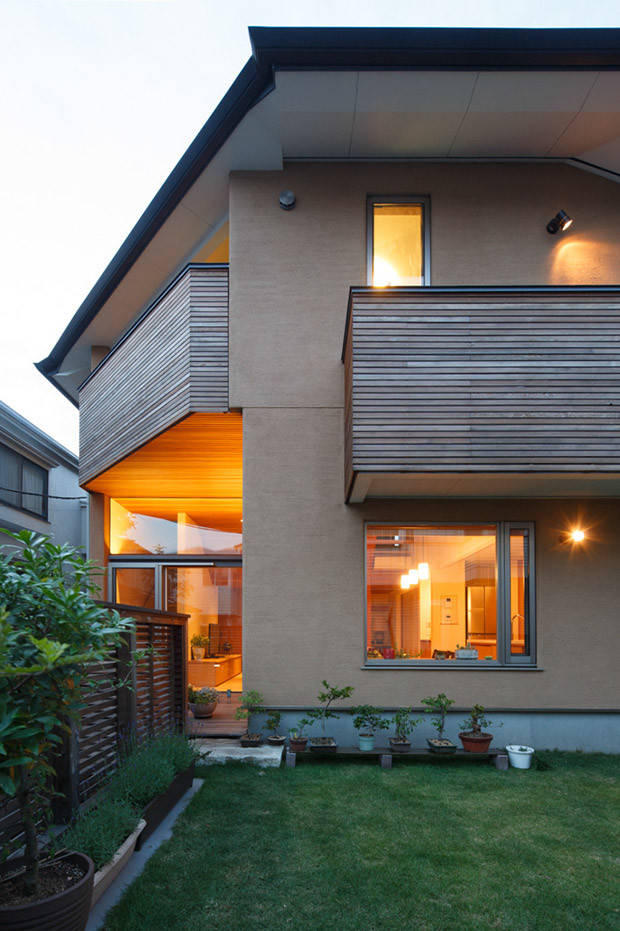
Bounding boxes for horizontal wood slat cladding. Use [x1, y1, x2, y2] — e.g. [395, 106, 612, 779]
[344, 288, 620, 492]
[79, 265, 229, 485]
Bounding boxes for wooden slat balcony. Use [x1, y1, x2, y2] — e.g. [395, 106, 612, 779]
[79, 264, 228, 485]
[343, 287, 620, 502]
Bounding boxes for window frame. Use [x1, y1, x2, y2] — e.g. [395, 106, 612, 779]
[366, 195, 431, 287]
[364, 520, 536, 669]
[0, 442, 48, 520]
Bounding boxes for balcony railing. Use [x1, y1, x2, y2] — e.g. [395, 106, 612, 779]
[343, 286, 620, 501]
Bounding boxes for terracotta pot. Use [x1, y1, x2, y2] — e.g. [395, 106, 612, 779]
[0, 852, 94, 931]
[289, 738, 308, 752]
[459, 732, 493, 753]
[189, 701, 217, 718]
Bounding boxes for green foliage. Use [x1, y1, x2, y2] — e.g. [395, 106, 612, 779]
[289, 717, 310, 739]
[0, 530, 135, 894]
[459, 704, 495, 735]
[420, 692, 455, 738]
[306, 680, 354, 737]
[234, 690, 264, 731]
[188, 684, 220, 705]
[265, 710, 282, 735]
[55, 797, 141, 871]
[391, 707, 422, 741]
[190, 634, 209, 648]
[108, 732, 196, 808]
[350, 705, 388, 735]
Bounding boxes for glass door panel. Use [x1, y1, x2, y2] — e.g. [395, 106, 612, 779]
[165, 566, 242, 661]
[115, 566, 156, 609]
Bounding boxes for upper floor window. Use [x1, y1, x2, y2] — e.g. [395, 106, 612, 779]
[0, 443, 48, 519]
[367, 196, 430, 286]
[366, 522, 535, 666]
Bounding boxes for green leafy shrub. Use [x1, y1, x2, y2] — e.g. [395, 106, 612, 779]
[109, 733, 196, 808]
[57, 798, 140, 871]
[350, 705, 389, 736]
[188, 684, 220, 704]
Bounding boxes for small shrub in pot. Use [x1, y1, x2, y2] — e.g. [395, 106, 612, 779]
[421, 692, 457, 752]
[390, 707, 422, 752]
[350, 704, 388, 751]
[188, 684, 220, 718]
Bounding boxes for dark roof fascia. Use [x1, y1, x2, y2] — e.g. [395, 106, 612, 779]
[250, 26, 620, 70]
[37, 27, 620, 398]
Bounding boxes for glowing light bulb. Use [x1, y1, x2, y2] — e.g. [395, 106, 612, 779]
[373, 257, 398, 287]
[418, 562, 430, 580]
[400, 574, 411, 590]
[408, 568, 419, 585]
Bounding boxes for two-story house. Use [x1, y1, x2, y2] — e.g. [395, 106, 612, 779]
[37, 28, 620, 749]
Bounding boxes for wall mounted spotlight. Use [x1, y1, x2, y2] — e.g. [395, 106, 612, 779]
[279, 189, 296, 211]
[546, 210, 572, 234]
[559, 528, 586, 544]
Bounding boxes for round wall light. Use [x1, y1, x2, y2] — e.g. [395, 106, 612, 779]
[546, 210, 572, 234]
[279, 189, 296, 211]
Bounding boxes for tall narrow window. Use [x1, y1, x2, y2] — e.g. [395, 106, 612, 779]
[368, 197, 429, 286]
[0, 443, 48, 518]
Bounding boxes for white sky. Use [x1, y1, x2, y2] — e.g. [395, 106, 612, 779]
[1, 0, 619, 454]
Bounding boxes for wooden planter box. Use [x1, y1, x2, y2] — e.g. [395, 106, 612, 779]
[91, 819, 146, 907]
[135, 762, 195, 851]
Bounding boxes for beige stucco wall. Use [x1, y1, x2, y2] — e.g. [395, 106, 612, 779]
[231, 162, 620, 710]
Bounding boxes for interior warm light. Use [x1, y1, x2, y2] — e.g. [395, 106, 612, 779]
[571, 529, 585, 542]
[373, 256, 398, 286]
[546, 210, 572, 234]
[408, 568, 419, 585]
[400, 574, 411, 590]
[418, 562, 430, 580]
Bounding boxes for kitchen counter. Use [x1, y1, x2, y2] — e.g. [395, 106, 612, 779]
[188, 654, 242, 688]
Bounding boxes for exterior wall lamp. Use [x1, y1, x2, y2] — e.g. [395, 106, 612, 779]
[559, 528, 586, 544]
[279, 189, 296, 210]
[546, 210, 572, 234]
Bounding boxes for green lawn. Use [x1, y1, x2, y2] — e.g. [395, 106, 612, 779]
[103, 753, 619, 931]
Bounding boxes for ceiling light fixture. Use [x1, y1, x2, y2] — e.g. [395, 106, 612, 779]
[418, 562, 430, 580]
[546, 210, 572, 234]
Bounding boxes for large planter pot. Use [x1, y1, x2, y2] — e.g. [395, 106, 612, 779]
[506, 745, 535, 769]
[459, 732, 493, 753]
[358, 734, 375, 752]
[189, 701, 217, 719]
[91, 819, 146, 907]
[389, 737, 411, 754]
[135, 762, 195, 851]
[0, 851, 94, 931]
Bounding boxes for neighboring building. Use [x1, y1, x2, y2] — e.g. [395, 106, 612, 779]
[37, 28, 620, 748]
[0, 402, 86, 553]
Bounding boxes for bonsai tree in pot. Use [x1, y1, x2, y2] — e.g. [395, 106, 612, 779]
[0, 530, 135, 925]
[306, 680, 354, 750]
[421, 692, 457, 753]
[389, 707, 422, 753]
[288, 717, 310, 752]
[188, 684, 220, 718]
[350, 705, 388, 751]
[265, 710, 286, 745]
[190, 633, 209, 660]
[458, 704, 497, 753]
[234, 690, 264, 746]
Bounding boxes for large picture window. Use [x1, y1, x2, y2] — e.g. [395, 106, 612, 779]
[366, 523, 534, 666]
[0, 443, 48, 519]
[367, 196, 429, 286]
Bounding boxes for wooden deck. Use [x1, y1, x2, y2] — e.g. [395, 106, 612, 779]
[187, 695, 245, 737]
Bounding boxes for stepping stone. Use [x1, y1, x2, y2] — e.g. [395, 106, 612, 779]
[193, 738, 284, 767]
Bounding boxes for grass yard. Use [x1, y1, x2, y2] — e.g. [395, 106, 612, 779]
[103, 753, 619, 931]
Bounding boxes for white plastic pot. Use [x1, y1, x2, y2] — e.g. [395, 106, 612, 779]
[506, 744, 534, 769]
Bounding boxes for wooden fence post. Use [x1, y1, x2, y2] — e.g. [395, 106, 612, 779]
[116, 628, 137, 752]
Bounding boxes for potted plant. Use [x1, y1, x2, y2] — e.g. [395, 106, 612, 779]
[455, 641, 479, 660]
[288, 718, 310, 752]
[458, 704, 496, 752]
[350, 704, 388, 751]
[190, 633, 209, 660]
[389, 707, 422, 753]
[506, 744, 535, 769]
[265, 710, 286, 745]
[0, 530, 135, 929]
[234, 690, 264, 746]
[307, 680, 354, 751]
[188, 684, 220, 718]
[421, 692, 457, 752]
